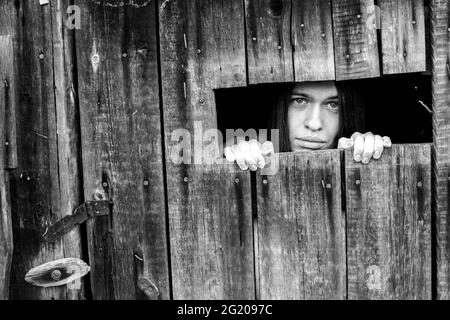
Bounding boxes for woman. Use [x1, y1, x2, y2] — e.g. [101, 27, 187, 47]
[224, 81, 392, 171]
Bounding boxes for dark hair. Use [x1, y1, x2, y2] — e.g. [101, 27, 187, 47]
[269, 81, 366, 152]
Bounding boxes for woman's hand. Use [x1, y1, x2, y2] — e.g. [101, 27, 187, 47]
[338, 132, 392, 164]
[224, 140, 275, 171]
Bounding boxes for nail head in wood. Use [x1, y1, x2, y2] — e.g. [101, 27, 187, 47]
[91, 54, 100, 64]
[51, 270, 62, 281]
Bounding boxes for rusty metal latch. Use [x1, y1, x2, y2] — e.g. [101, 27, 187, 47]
[25, 258, 90, 288]
[43, 200, 111, 242]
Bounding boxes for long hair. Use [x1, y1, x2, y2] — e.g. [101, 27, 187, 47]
[269, 81, 366, 152]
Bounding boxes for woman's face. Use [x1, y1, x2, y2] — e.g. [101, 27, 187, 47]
[287, 81, 340, 152]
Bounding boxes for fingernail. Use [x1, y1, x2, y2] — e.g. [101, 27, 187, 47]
[362, 157, 369, 164]
[355, 155, 361, 161]
[250, 165, 258, 171]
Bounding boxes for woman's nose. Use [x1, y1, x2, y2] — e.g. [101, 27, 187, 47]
[304, 105, 323, 131]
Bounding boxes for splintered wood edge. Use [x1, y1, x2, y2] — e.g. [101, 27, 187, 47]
[24, 258, 90, 288]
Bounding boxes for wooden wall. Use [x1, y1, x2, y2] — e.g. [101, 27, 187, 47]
[0, 0, 447, 300]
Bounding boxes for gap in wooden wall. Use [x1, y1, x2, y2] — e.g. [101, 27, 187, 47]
[215, 74, 432, 146]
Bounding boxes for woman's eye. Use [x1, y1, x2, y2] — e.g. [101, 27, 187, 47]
[327, 102, 339, 110]
[294, 98, 307, 105]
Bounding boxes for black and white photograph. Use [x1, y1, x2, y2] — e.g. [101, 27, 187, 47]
[0, 0, 449, 309]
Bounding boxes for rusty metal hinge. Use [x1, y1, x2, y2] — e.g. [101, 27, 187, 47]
[43, 200, 111, 242]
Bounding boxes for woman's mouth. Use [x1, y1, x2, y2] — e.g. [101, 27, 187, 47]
[294, 137, 327, 150]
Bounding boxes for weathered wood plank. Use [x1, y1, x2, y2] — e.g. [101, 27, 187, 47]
[380, 0, 426, 74]
[430, 0, 450, 300]
[245, 0, 294, 84]
[2, 0, 84, 300]
[159, 0, 246, 137]
[346, 144, 432, 300]
[75, 0, 170, 299]
[0, 35, 18, 169]
[332, 0, 380, 80]
[256, 150, 346, 300]
[50, 0, 86, 300]
[159, 0, 253, 299]
[292, 0, 335, 81]
[0, 172, 12, 300]
[0, 35, 14, 300]
[169, 164, 254, 300]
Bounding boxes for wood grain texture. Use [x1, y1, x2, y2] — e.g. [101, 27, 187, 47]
[0, 35, 18, 169]
[159, 0, 246, 137]
[430, 0, 450, 300]
[256, 150, 345, 300]
[292, 0, 335, 81]
[0, 35, 14, 300]
[1, 0, 84, 300]
[332, 0, 380, 80]
[245, 0, 294, 84]
[169, 164, 254, 300]
[159, 0, 253, 299]
[346, 144, 432, 300]
[75, 0, 170, 299]
[380, 0, 426, 74]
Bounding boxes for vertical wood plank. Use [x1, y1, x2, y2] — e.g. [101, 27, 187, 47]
[0, 35, 14, 300]
[430, 0, 450, 300]
[75, 0, 170, 299]
[0, 35, 18, 169]
[245, 0, 294, 84]
[2, 0, 85, 300]
[380, 0, 426, 74]
[159, 0, 246, 137]
[332, 0, 380, 80]
[51, 0, 87, 300]
[346, 144, 432, 300]
[292, 0, 336, 81]
[159, 0, 254, 299]
[169, 165, 254, 299]
[256, 151, 346, 300]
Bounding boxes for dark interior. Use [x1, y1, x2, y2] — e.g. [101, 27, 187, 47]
[215, 73, 433, 147]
